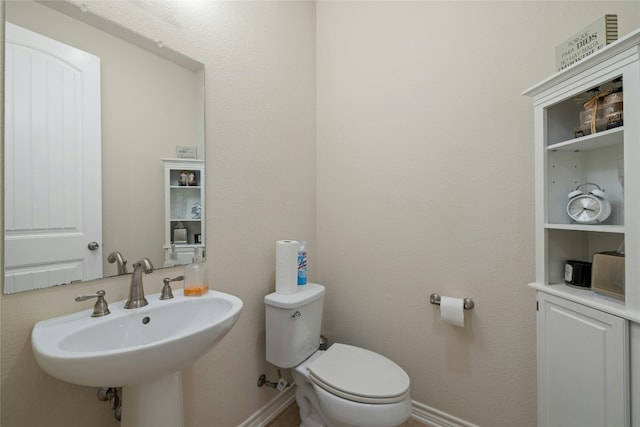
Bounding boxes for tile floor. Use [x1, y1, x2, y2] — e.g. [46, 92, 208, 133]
[266, 402, 426, 427]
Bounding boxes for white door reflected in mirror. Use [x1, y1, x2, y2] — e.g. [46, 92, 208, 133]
[4, 22, 102, 293]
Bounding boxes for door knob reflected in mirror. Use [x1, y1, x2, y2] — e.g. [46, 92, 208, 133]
[88, 242, 100, 251]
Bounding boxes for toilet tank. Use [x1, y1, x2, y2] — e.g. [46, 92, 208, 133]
[265, 283, 326, 368]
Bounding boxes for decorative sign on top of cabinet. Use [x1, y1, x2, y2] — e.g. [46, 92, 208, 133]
[162, 159, 205, 267]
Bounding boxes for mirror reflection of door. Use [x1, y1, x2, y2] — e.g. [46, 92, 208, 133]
[4, 22, 102, 293]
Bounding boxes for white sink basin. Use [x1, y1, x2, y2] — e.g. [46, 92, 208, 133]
[32, 289, 243, 387]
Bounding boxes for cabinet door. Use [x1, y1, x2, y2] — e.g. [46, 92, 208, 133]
[632, 323, 640, 427]
[537, 293, 629, 427]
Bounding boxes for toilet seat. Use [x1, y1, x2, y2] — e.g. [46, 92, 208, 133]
[307, 343, 410, 404]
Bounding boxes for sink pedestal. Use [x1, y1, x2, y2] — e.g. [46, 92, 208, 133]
[121, 371, 184, 427]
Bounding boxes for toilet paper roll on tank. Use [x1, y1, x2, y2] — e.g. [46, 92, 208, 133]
[275, 240, 300, 295]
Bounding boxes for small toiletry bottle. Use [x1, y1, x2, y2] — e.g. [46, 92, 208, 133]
[184, 248, 208, 296]
[297, 241, 307, 285]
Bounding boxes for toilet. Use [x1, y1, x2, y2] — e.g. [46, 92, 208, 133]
[265, 283, 412, 427]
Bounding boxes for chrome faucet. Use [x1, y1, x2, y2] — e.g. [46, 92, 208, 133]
[107, 251, 128, 275]
[124, 258, 154, 309]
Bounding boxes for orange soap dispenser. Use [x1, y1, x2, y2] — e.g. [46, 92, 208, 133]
[184, 248, 208, 296]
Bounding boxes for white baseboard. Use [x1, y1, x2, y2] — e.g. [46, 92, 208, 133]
[411, 400, 479, 427]
[238, 386, 477, 427]
[238, 385, 297, 427]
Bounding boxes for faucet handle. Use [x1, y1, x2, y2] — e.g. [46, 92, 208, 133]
[75, 290, 111, 317]
[161, 276, 184, 300]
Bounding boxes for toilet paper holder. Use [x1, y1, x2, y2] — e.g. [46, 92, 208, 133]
[430, 293, 475, 310]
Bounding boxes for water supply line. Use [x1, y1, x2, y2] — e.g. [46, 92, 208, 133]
[97, 387, 122, 421]
[257, 369, 290, 391]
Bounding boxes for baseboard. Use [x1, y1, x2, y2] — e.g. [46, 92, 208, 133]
[238, 385, 297, 427]
[411, 400, 479, 427]
[238, 386, 478, 427]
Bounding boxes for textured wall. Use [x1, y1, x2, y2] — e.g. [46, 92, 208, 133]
[315, 2, 640, 427]
[2, 1, 640, 427]
[1, 1, 316, 426]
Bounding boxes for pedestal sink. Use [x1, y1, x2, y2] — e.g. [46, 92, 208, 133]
[31, 289, 243, 427]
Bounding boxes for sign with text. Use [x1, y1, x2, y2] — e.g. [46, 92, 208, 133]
[556, 15, 618, 71]
[176, 146, 197, 159]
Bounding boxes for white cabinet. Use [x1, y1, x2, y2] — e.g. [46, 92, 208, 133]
[524, 29, 640, 309]
[632, 323, 640, 427]
[537, 293, 628, 427]
[524, 28, 640, 427]
[161, 159, 205, 266]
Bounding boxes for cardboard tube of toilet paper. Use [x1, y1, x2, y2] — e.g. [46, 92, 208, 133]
[276, 240, 299, 295]
[440, 296, 465, 327]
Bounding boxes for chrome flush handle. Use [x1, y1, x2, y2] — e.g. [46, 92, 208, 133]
[291, 310, 302, 319]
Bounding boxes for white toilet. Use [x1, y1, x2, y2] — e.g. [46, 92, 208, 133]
[265, 283, 412, 427]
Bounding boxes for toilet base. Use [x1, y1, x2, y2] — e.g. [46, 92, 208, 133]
[292, 357, 411, 427]
[294, 369, 330, 427]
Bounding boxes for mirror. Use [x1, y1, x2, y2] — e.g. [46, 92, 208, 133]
[4, 0, 205, 293]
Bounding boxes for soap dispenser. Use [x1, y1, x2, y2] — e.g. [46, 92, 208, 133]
[184, 248, 208, 296]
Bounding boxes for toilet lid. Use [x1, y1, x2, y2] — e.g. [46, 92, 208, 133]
[307, 343, 410, 404]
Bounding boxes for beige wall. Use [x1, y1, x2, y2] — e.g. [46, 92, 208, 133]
[316, 2, 640, 427]
[6, 0, 203, 272]
[1, 1, 316, 426]
[2, 1, 640, 427]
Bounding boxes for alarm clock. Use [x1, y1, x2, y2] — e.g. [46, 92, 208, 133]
[566, 183, 611, 224]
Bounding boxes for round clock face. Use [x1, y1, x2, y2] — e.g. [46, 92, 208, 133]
[567, 195, 608, 224]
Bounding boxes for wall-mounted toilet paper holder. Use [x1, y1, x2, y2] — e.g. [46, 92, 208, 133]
[430, 293, 475, 310]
